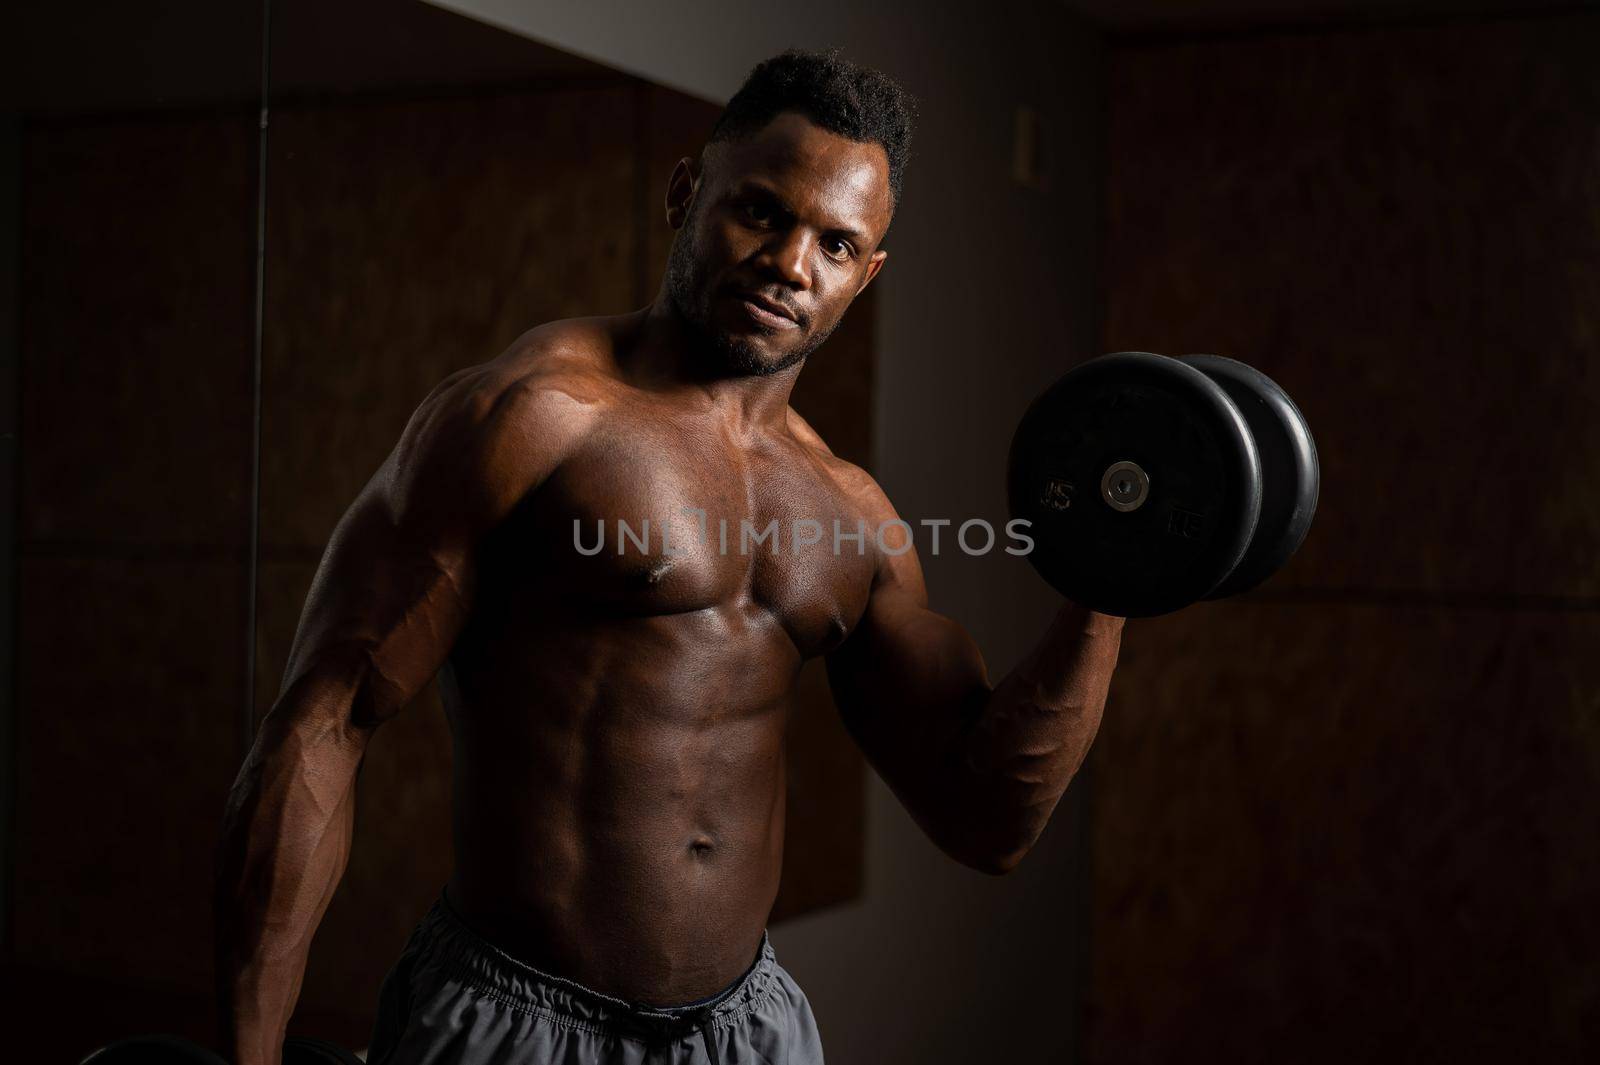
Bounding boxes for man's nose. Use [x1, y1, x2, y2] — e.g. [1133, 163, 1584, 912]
[755, 229, 813, 290]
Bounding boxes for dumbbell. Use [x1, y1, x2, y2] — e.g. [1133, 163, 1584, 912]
[1007, 351, 1318, 617]
[80, 1034, 363, 1064]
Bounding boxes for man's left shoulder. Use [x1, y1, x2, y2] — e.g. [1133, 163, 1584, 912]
[784, 408, 896, 522]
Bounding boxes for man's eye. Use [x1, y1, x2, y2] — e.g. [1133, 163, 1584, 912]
[822, 238, 853, 261]
[742, 203, 773, 225]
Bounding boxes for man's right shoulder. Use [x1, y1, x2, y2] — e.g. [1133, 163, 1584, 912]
[425, 318, 622, 436]
[443, 316, 620, 411]
[393, 320, 619, 513]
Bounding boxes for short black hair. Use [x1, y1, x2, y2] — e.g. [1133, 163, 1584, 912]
[709, 49, 917, 212]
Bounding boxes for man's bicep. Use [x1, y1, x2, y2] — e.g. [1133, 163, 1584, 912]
[824, 580, 989, 855]
[825, 552, 991, 776]
[279, 481, 476, 726]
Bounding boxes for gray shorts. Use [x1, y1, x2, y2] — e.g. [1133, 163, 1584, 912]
[365, 896, 824, 1065]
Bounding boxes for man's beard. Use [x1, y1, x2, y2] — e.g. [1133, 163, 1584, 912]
[663, 221, 838, 378]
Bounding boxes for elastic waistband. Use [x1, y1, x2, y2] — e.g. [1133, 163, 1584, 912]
[412, 893, 777, 1041]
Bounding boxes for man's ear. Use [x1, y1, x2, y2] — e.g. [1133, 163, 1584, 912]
[665, 157, 699, 230]
[858, 249, 889, 294]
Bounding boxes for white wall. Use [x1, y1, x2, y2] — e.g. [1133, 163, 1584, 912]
[426, 3, 1105, 1060]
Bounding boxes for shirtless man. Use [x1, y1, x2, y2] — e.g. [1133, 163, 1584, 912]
[215, 50, 1123, 1065]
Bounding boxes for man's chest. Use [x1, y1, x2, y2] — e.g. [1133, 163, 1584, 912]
[494, 416, 879, 659]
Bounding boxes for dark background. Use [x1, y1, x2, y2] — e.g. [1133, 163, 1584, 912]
[2, 1, 1595, 1062]
[1093, 15, 1598, 1061]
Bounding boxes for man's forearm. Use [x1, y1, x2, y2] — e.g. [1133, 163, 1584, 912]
[214, 691, 366, 1065]
[935, 604, 1123, 873]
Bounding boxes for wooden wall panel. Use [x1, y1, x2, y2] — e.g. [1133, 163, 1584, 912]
[11, 112, 256, 1060]
[13, 557, 245, 982]
[1101, 13, 1600, 600]
[1091, 601, 1598, 1061]
[1093, 13, 1600, 1063]
[19, 117, 254, 549]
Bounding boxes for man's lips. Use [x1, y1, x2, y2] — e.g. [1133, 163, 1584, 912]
[730, 290, 800, 328]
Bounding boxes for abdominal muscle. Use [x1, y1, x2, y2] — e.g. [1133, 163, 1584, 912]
[439, 609, 796, 1006]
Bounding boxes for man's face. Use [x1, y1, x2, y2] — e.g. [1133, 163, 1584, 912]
[664, 111, 892, 377]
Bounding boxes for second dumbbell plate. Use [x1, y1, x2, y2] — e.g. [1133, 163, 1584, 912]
[1181, 355, 1319, 599]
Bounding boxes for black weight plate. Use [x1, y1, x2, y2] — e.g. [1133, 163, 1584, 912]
[284, 1037, 366, 1065]
[1008, 352, 1263, 617]
[1180, 355, 1319, 599]
[81, 1035, 228, 1064]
